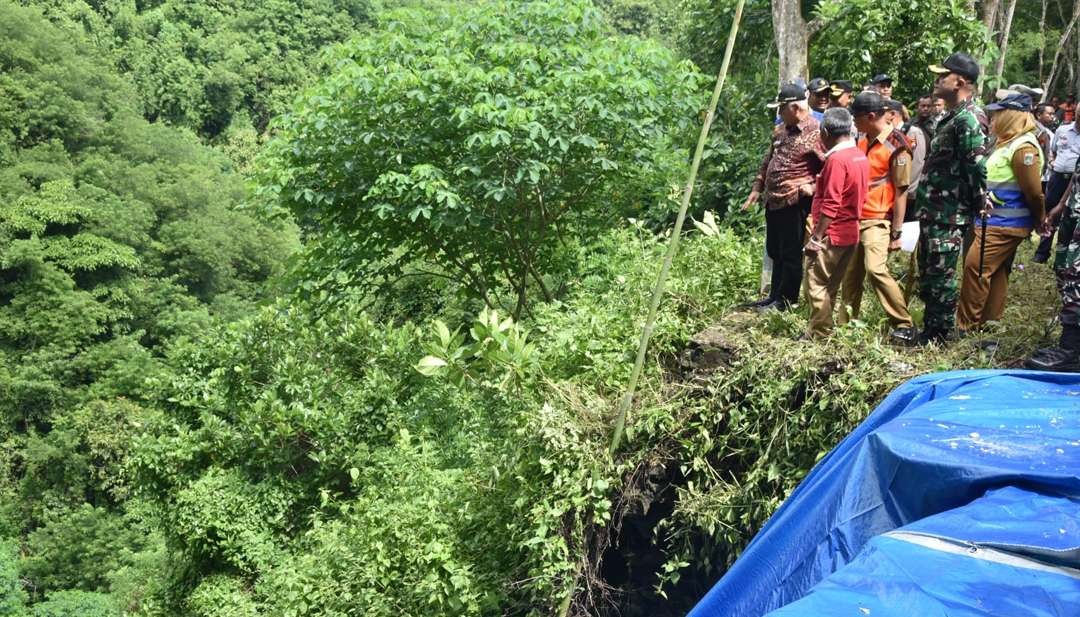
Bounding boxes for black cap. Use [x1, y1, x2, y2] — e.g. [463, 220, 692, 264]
[767, 82, 808, 108]
[808, 77, 830, 93]
[851, 91, 888, 115]
[985, 92, 1033, 112]
[929, 52, 980, 82]
[829, 80, 853, 96]
[870, 73, 892, 85]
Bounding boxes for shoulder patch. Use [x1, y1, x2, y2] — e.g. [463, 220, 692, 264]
[896, 156, 908, 166]
[1023, 152, 1036, 166]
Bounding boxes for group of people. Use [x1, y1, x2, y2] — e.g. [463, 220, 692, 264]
[742, 51, 1080, 371]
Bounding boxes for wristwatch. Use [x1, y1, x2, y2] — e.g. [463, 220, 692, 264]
[890, 230, 902, 241]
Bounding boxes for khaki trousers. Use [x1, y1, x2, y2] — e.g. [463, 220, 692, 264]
[806, 241, 857, 338]
[957, 225, 1030, 330]
[838, 219, 914, 328]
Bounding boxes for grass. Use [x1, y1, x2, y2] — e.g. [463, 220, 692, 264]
[598, 234, 1063, 615]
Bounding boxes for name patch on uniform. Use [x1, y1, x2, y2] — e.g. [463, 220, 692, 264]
[1023, 152, 1036, 166]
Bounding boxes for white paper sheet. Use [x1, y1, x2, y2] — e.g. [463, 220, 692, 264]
[900, 221, 919, 253]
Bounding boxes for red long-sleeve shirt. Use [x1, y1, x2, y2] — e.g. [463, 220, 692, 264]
[811, 141, 868, 247]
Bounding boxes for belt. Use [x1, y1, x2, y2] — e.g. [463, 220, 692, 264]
[988, 207, 1030, 218]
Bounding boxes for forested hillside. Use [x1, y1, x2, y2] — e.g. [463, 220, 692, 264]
[0, 0, 1066, 615]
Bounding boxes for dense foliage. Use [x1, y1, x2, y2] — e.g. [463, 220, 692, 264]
[26, 0, 373, 139]
[811, 0, 987, 101]
[0, 0, 1060, 615]
[263, 0, 705, 316]
[0, 1, 293, 611]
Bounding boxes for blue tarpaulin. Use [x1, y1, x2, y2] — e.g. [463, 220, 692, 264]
[688, 370, 1080, 617]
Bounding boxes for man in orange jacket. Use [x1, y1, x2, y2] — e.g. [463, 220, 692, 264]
[838, 91, 917, 343]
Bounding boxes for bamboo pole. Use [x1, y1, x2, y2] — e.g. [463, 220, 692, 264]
[607, 0, 746, 458]
[553, 2, 747, 617]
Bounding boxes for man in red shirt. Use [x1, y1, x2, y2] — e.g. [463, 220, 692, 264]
[804, 108, 870, 338]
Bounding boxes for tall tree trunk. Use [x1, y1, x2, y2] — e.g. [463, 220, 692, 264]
[771, 0, 809, 84]
[1071, 14, 1080, 95]
[1044, 0, 1080, 98]
[1040, 0, 1049, 82]
[993, 0, 1018, 85]
[982, 0, 1002, 34]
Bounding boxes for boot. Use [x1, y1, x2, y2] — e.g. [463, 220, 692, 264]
[916, 328, 955, 347]
[888, 326, 918, 346]
[1024, 324, 1080, 371]
[1032, 234, 1054, 264]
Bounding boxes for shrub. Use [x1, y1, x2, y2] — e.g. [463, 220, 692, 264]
[261, 0, 705, 315]
[30, 591, 116, 617]
[22, 506, 145, 597]
[0, 540, 25, 616]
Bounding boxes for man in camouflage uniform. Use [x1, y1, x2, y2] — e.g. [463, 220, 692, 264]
[916, 53, 988, 344]
[1027, 164, 1080, 370]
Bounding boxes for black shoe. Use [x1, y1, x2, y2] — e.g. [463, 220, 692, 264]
[755, 300, 789, 314]
[1024, 347, 1080, 371]
[756, 302, 781, 315]
[889, 327, 918, 346]
[1032, 251, 1050, 264]
[916, 329, 942, 347]
[974, 339, 1000, 353]
[739, 297, 776, 309]
[1032, 346, 1058, 359]
[917, 328, 957, 347]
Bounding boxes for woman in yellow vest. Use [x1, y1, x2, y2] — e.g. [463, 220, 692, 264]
[957, 93, 1045, 332]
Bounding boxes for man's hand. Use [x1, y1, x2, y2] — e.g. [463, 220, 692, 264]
[804, 236, 825, 257]
[798, 182, 814, 197]
[889, 238, 902, 252]
[1040, 215, 1056, 236]
[741, 190, 760, 212]
[1042, 205, 1065, 235]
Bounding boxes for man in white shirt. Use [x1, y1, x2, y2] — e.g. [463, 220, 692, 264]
[1034, 116, 1080, 262]
[1034, 103, 1055, 186]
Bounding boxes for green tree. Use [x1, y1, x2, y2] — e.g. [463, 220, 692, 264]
[810, 0, 988, 102]
[262, 0, 705, 316]
[0, 540, 26, 616]
[26, 0, 373, 138]
[21, 506, 146, 598]
[29, 591, 116, 617]
[0, 5, 296, 607]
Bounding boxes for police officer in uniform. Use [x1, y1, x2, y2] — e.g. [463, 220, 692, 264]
[869, 73, 893, 99]
[916, 52, 988, 344]
[1027, 175, 1080, 370]
[808, 77, 831, 114]
[829, 80, 854, 109]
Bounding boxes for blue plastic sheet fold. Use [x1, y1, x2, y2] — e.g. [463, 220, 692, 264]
[688, 370, 1080, 617]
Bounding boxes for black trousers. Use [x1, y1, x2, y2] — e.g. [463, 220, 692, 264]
[765, 200, 809, 305]
[1036, 171, 1073, 261]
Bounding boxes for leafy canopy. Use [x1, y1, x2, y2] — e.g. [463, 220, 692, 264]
[811, 0, 988, 101]
[0, 4, 296, 608]
[25, 0, 374, 138]
[263, 0, 705, 315]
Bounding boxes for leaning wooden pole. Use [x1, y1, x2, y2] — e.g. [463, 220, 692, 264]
[554, 3, 747, 617]
[607, 0, 746, 459]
